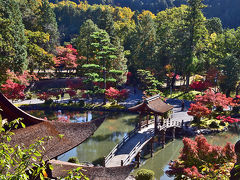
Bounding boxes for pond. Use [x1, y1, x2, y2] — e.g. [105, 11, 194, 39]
[27, 110, 240, 179]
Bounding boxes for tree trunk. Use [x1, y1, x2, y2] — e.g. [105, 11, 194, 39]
[186, 74, 190, 87]
[226, 89, 231, 97]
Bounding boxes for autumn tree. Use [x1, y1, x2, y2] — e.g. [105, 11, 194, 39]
[54, 44, 78, 73]
[25, 30, 53, 73]
[19, 0, 59, 52]
[1, 70, 38, 101]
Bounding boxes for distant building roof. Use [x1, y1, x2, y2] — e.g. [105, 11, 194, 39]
[129, 94, 173, 115]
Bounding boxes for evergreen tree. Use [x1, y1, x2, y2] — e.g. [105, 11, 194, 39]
[127, 14, 156, 71]
[75, 19, 101, 63]
[112, 38, 128, 85]
[38, 0, 59, 52]
[0, 0, 27, 78]
[97, 9, 115, 39]
[184, 0, 208, 85]
[219, 55, 240, 97]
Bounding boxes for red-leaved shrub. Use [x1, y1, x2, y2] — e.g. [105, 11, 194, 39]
[166, 135, 235, 179]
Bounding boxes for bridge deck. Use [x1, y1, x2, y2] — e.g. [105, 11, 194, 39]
[106, 124, 155, 167]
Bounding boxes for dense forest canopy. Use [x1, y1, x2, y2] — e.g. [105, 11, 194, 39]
[1, 0, 240, 98]
[49, 0, 240, 28]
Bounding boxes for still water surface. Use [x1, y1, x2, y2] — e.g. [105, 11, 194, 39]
[27, 110, 240, 179]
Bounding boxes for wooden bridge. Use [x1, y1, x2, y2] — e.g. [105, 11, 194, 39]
[105, 118, 183, 167]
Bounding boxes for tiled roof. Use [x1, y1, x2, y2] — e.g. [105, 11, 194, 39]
[129, 94, 173, 114]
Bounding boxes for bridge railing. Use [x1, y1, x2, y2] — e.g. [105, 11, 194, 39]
[158, 119, 183, 130]
[140, 119, 155, 129]
[105, 127, 138, 165]
[122, 141, 141, 166]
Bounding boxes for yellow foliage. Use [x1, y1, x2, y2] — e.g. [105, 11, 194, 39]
[138, 10, 156, 20]
[193, 74, 204, 81]
[58, 1, 77, 7]
[78, 1, 90, 11]
[210, 32, 217, 41]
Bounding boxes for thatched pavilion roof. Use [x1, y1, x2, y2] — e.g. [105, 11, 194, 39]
[9, 118, 104, 161]
[0, 91, 104, 160]
[129, 94, 173, 115]
[48, 160, 135, 180]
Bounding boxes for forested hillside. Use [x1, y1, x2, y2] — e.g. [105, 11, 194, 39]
[1, 0, 240, 98]
[49, 0, 240, 28]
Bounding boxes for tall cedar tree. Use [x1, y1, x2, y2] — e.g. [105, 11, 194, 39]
[127, 14, 156, 71]
[75, 19, 100, 64]
[184, 0, 207, 85]
[0, 0, 27, 79]
[38, 0, 59, 53]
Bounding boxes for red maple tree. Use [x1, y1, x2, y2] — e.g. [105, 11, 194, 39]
[1, 80, 26, 101]
[1, 70, 38, 101]
[190, 80, 212, 91]
[195, 89, 233, 110]
[105, 87, 129, 103]
[54, 44, 78, 71]
[187, 102, 211, 119]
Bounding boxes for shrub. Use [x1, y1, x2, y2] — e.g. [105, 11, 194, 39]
[166, 135, 236, 179]
[92, 157, 105, 166]
[136, 169, 155, 180]
[68, 157, 79, 164]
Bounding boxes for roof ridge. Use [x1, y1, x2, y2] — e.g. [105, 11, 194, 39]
[146, 94, 160, 102]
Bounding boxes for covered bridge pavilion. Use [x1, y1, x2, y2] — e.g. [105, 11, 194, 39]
[129, 94, 175, 147]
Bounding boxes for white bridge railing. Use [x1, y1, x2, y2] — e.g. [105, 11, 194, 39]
[105, 118, 183, 166]
[105, 127, 138, 165]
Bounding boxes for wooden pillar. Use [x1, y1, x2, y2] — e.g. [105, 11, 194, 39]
[161, 116, 163, 126]
[154, 115, 158, 135]
[150, 138, 154, 157]
[147, 115, 149, 127]
[103, 156, 106, 167]
[121, 160, 123, 166]
[139, 113, 142, 131]
[172, 127, 176, 141]
[135, 151, 141, 168]
[161, 130, 166, 148]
